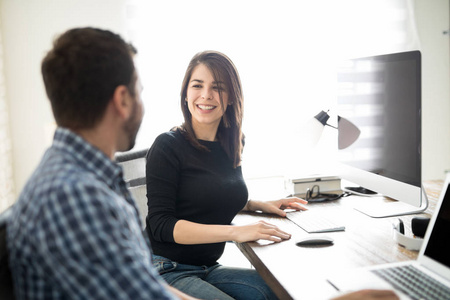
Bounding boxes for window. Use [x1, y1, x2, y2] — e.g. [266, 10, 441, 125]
[126, 0, 419, 180]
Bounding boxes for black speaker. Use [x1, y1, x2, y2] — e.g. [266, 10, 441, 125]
[411, 217, 430, 238]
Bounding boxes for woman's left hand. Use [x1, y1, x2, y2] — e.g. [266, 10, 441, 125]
[247, 198, 308, 217]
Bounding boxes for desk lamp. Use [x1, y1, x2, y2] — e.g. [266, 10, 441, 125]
[308, 110, 360, 149]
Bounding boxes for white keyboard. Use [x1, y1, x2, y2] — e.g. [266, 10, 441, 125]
[287, 211, 345, 233]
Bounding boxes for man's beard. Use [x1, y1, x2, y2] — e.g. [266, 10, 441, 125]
[123, 101, 142, 151]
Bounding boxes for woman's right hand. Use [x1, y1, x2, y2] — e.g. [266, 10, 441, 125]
[231, 220, 291, 243]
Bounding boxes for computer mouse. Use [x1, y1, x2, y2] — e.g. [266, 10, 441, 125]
[296, 235, 334, 246]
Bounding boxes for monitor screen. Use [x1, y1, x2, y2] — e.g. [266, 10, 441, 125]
[335, 51, 422, 210]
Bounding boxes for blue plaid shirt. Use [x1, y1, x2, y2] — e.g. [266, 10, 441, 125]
[7, 128, 176, 300]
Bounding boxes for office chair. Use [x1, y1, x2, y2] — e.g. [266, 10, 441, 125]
[0, 207, 15, 300]
[115, 148, 149, 228]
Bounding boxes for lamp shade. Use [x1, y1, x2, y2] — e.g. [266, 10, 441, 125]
[302, 111, 330, 147]
[303, 110, 360, 149]
[337, 116, 361, 149]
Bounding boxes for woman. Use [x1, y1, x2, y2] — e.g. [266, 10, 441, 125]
[144, 51, 399, 300]
[145, 50, 305, 300]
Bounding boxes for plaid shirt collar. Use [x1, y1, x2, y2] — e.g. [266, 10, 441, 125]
[52, 127, 123, 189]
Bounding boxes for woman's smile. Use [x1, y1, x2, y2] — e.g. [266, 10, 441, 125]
[196, 104, 217, 112]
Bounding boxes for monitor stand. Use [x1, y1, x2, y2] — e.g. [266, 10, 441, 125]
[352, 185, 429, 218]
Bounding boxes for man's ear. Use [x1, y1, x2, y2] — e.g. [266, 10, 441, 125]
[111, 85, 132, 119]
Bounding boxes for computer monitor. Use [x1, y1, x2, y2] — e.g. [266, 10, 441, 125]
[335, 50, 427, 218]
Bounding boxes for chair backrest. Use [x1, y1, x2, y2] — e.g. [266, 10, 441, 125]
[0, 207, 16, 300]
[115, 148, 149, 228]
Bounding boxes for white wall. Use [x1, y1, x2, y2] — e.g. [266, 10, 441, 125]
[1, 0, 449, 199]
[414, 0, 450, 180]
[0, 0, 128, 195]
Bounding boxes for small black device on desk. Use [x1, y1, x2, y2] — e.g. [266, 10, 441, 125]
[296, 235, 334, 246]
[411, 216, 430, 237]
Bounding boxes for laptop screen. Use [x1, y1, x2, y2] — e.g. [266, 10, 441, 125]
[424, 183, 450, 267]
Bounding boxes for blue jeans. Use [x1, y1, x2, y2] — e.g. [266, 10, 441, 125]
[152, 255, 278, 300]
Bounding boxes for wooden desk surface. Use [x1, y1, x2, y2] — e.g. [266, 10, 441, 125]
[232, 180, 443, 300]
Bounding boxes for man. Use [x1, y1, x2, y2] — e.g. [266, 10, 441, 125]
[6, 27, 194, 300]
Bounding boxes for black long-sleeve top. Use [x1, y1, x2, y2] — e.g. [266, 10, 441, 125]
[145, 129, 248, 266]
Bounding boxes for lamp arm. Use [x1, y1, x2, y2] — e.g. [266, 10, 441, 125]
[325, 123, 338, 130]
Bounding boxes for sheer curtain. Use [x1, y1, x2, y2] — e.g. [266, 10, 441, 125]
[0, 29, 15, 213]
[125, 0, 420, 182]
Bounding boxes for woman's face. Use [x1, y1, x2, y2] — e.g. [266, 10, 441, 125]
[186, 63, 229, 133]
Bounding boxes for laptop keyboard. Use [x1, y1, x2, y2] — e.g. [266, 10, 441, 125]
[287, 211, 345, 233]
[373, 265, 450, 300]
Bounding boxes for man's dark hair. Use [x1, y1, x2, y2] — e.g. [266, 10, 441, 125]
[41, 27, 137, 129]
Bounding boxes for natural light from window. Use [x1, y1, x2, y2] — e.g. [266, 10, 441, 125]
[126, 0, 419, 185]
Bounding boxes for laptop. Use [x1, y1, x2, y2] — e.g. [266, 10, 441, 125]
[327, 174, 450, 300]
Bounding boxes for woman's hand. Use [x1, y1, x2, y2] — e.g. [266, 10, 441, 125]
[174, 219, 291, 245]
[245, 198, 308, 217]
[231, 220, 291, 243]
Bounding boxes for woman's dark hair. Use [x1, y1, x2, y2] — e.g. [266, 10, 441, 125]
[41, 27, 137, 129]
[178, 50, 244, 168]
